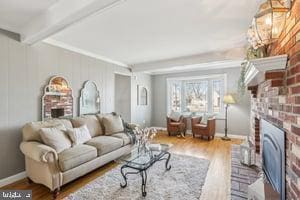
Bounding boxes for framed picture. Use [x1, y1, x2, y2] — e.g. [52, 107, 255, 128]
[137, 85, 148, 105]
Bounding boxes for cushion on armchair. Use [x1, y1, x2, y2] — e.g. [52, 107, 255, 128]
[169, 111, 181, 122]
[200, 113, 215, 124]
[194, 124, 207, 128]
[169, 122, 182, 126]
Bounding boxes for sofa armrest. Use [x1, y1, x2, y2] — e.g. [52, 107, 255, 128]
[126, 123, 139, 130]
[20, 141, 58, 163]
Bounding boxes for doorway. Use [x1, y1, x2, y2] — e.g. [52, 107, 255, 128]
[115, 73, 131, 122]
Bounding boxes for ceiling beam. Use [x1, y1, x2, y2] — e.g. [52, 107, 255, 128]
[131, 47, 246, 73]
[20, 0, 126, 44]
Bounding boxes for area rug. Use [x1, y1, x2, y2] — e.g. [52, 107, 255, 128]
[65, 154, 210, 200]
[231, 144, 259, 200]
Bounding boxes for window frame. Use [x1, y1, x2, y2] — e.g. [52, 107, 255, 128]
[167, 74, 227, 116]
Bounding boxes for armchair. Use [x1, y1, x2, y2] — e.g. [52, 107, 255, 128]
[191, 117, 216, 140]
[166, 116, 187, 136]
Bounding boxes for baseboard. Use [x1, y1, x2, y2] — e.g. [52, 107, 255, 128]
[215, 133, 247, 140]
[152, 127, 247, 140]
[0, 171, 26, 188]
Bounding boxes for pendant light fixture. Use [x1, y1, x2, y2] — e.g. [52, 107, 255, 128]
[254, 0, 289, 45]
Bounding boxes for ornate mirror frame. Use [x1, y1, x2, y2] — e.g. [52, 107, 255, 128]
[42, 76, 74, 120]
[79, 81, 101, 115]
[137, 85, 148, 106]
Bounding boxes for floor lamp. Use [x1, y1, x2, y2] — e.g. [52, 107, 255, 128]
[222, 94, 236, 141]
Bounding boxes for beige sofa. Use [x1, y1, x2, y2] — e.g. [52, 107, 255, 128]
[20, 114, 134, 197]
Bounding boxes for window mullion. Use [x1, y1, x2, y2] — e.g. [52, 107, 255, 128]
[207, 80, 212, 114]
[181, 81, 186, 113]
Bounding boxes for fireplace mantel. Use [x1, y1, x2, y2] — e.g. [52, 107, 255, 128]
[244, 55, 288, 86]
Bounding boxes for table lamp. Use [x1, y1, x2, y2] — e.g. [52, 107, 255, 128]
[222, 94, 236, 140]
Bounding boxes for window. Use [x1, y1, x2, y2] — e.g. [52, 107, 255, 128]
[170, 82, 181, 112]
[185, 80, 208, 113]
[167, 74, 226, 115]
[213, 80, 222, 113]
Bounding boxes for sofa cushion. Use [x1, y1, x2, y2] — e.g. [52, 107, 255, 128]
[111, 132, 131, 146]
[86, 136, 123, 156]
[67, 125, 91, 146]
[58, 144, 97, 172]
[40, 126, 71, 153]
[22, 119, 72, 142]
[101, 114, 124, 135]
[71, 115, 103, 137]
[95, 113, 105, 132]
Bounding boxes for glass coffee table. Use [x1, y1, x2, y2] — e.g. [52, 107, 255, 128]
[116, 143, 172, 197]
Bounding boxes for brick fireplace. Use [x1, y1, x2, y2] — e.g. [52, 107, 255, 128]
[247, 1, 300, 199]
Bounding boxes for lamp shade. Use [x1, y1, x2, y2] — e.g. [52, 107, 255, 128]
[254, 0, 288, 45]
[223, 94, 236, 104]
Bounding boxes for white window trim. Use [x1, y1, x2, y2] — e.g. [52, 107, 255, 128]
[166, 74, 227, 117]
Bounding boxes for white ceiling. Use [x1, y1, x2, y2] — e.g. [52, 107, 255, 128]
[48, 0, 261, 66]
[0, 0, 58, 33]
[0, 0, 263, 72]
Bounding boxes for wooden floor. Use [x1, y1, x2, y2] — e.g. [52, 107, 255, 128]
[1, 132, 242, 200]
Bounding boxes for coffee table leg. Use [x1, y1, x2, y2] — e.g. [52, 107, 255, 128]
[165, 152, 172, 170]
[120, 165, 128, 188]
[140, 170, 147, 197]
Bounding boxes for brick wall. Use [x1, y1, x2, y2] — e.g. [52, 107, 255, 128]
[248, 1, 300, 199]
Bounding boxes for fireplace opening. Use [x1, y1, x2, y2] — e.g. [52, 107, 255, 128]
[51, 108, 64, 118]
[261, 119, 285, 200]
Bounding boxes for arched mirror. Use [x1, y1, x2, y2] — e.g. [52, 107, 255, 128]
[79, 81, 101, 115]
[42, 76, 74, 120]
[138, 85, 148, 105]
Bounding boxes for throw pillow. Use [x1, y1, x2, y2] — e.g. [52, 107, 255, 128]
[201, 114, 209, 125]
[71, 115, 103, 137]
[102, 114, 124, 135]
[201, 113, 215, 124]
[67, 125, 91, 146]
[40, 126, 71, 153]
[169, 111, 181, 122]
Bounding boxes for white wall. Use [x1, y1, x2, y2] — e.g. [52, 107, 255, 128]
[0, 31, 151, 179]
[115, 74, 131, 122]
[131, 73, 152, 127]
[151, 67, 250, 136]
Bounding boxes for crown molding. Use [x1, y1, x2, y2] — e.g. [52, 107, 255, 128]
[131, 47, 246, 73]
[148, 60, 243, 75]
[244, 54, 288, 86]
